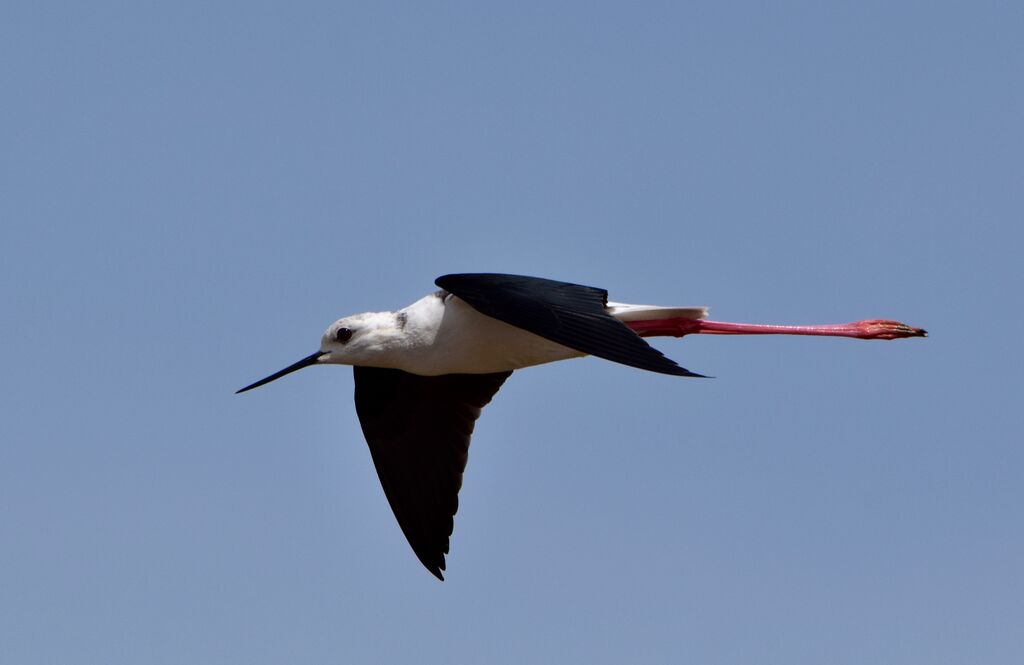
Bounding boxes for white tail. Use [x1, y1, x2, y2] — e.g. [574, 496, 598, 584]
[607, 301, 709, 322]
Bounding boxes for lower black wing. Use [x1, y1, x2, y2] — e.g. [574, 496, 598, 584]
[435, 273, 704, 377]
[352, 366, 512, 580]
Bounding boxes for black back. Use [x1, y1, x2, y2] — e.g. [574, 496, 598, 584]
[436, 273, 703, 377]
[353, 366, 512, 580]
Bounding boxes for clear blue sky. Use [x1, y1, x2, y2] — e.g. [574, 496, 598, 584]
[2, 2, 1021, 663]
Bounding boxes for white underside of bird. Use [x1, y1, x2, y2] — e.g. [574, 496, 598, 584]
[321, 291, 709, 376]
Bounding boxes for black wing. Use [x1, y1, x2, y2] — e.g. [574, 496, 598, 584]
[352, 366, 512, 580]
[435, 273, 704, 377]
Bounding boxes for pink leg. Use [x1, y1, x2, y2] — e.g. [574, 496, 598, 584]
[626, 317, 927, 341]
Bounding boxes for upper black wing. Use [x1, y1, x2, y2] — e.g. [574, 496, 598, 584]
[352, 366, 512, 580]
[435, 273, 704, 377]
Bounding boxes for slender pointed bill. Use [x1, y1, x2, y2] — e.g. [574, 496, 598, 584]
[236, 351, 326, 394]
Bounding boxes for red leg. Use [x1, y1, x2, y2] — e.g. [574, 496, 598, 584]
[626, 318, 927, 341]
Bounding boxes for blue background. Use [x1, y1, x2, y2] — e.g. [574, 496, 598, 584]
[3, 2, 1021, 662]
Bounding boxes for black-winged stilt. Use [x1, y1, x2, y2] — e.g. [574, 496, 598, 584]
[237, 273, 926, 579]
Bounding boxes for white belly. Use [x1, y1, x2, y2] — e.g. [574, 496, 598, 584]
[395, 295, 584, 375]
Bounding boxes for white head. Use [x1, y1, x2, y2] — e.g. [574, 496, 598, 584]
[318, 312, 403, 366]
[236, 311, 403, 393]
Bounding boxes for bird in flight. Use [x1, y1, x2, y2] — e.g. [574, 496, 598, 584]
[237, 273, 926, 579]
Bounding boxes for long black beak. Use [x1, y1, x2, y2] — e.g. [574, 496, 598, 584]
[236, 351, 326, 394]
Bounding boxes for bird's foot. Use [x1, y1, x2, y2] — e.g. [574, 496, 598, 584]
[849, 320, 928, 340]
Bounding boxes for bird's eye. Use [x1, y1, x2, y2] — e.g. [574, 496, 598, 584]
[335, 327, 353, 343]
